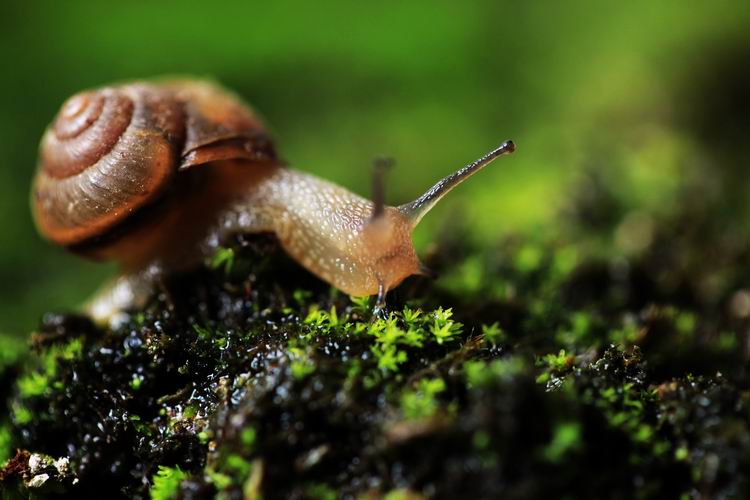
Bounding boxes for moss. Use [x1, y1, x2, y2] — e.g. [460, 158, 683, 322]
[0, 426, 11, 465]
[480, 322, 505, 346]
[5, 151, 750, 498]
[0, 337, 24, 373]
[150, 466, 188, 500]
[399, 378, 446, 420]
[0, 335, 24, 466]
[543, 422, 582, 463]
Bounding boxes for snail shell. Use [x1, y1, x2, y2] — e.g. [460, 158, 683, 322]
[32, 80, 276, 248]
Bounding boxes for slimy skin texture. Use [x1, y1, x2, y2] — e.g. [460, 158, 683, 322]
[219, 168, 421, 297]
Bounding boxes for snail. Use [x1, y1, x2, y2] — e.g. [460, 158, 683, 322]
[31, 79, 516, 324]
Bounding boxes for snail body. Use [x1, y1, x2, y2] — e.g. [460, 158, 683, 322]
[31, 79, 515, 323]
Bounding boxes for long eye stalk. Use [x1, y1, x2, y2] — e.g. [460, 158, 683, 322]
[398, 140, 516, 226]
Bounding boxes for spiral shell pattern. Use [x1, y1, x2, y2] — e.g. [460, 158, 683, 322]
[32, 80, 274, 247]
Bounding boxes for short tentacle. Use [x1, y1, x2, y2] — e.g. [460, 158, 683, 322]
[370, 156, 394, 220]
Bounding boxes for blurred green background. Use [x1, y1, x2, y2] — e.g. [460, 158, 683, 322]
[1, 0, 749, 336]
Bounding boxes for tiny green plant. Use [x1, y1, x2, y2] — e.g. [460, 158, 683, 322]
[400, 377, 447, 420]
[150, 466, 188, 500]
[210, 247, 236, 275]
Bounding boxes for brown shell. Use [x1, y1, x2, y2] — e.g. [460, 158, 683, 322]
[32, 80, 276, 247]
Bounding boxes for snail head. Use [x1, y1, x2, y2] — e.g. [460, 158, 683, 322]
[359, 140, 517, 295]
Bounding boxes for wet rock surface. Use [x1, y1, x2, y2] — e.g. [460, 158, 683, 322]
[3, 162, 750, 499]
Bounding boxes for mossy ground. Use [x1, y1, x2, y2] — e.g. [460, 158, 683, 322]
[3, 156, 750, 500]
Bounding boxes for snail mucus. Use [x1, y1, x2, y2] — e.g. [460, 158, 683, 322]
[31, 79, 516, 324]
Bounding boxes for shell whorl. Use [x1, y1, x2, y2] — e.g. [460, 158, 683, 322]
[32, 80, 275, 248]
